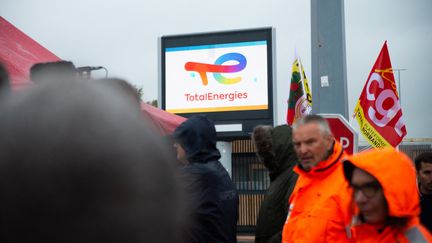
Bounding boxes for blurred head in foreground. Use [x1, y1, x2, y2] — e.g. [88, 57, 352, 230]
[0, 80, 180, 243]
[0, 63, 10, 94]
[30, 61, 77, 83]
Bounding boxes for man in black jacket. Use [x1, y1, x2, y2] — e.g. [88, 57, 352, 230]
[252, 125, 298, 243]
[415, 152, 432, 232]
[173, 115, 239, 243]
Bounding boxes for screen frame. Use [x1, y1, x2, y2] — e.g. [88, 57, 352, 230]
[160, 27, 274, 139]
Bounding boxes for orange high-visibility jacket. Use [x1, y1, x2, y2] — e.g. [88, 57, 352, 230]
[282, 141, 352, 242]
[344, 148, 432, 243]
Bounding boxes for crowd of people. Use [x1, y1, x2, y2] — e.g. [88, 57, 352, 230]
[0, 60, 431, 242]
[255, 115, 432, 242]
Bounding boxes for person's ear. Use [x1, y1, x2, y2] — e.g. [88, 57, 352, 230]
[325, 133, 334, 150]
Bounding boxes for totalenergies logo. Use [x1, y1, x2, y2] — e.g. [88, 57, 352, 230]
[185, 52, 247, 86]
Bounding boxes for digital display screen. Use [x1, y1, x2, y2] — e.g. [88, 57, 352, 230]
[161, 28, 273, 138]
[165, 41, 268, 114]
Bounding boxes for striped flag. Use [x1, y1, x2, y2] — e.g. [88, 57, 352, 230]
[286, 55, 312, 125]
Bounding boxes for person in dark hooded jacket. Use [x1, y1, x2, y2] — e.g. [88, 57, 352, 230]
[173, 115, 239, 243]
[252, 125, 298, 243]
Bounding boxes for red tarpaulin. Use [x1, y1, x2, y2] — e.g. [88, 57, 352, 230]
[141, 102, 186, 136]
[0, 16, 61, 89]
[0, 16, 185, 135]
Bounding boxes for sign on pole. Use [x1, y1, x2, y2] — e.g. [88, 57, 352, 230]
[320, 114, 358, 155]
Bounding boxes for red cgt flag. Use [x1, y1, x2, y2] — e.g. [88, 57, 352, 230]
[354, 41, 407, 148]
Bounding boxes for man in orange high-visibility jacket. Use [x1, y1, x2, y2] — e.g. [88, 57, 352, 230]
[343, 148, 432, 242]
[282, 115, 352, 242]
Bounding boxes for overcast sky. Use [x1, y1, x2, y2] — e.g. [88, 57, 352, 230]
[1, 0, 431, 141]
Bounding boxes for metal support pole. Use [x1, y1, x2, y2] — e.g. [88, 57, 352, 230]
[311, 0, 349, 119]
[393, 68, 406, 105]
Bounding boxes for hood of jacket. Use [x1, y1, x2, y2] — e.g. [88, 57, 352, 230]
[272, 125, 298, 173]
[173, 115, 221, 164]
[343, 147, 420, 219]
[252, 125, 297, 180]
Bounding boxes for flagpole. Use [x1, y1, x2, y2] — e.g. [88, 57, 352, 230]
[393, 68, 406, 105]
[354, 42, 407, 148]
[298, 56, 304, 85]
[394, 68, 406, 150]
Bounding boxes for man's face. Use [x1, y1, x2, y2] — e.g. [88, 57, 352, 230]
[351, 168, 387, 225]
[418, 162, 432, 194]
[173, 142, 188, 165]
[292, 123, 333, 171]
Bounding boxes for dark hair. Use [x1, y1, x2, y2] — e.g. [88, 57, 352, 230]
[415, 152, 432, 171]
[0, 81, 181, 242]
[0, 63, 10, 93]
[30, 61, 76, 83]
[386, 216, 409, 228]
[343, 160, 355, 182]
[357, 215, 409, 231]
[252, 125, 277, 171]
[95, 78, 141, 105]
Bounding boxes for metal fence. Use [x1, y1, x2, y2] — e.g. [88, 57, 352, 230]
[359, 144, 432, 161]
[232, 139, 268, 234]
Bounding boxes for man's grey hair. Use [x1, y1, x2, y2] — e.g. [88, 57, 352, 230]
[292, 114, 332, 136]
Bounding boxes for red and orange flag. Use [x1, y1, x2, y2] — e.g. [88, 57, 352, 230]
[354, 42, 407, 147]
